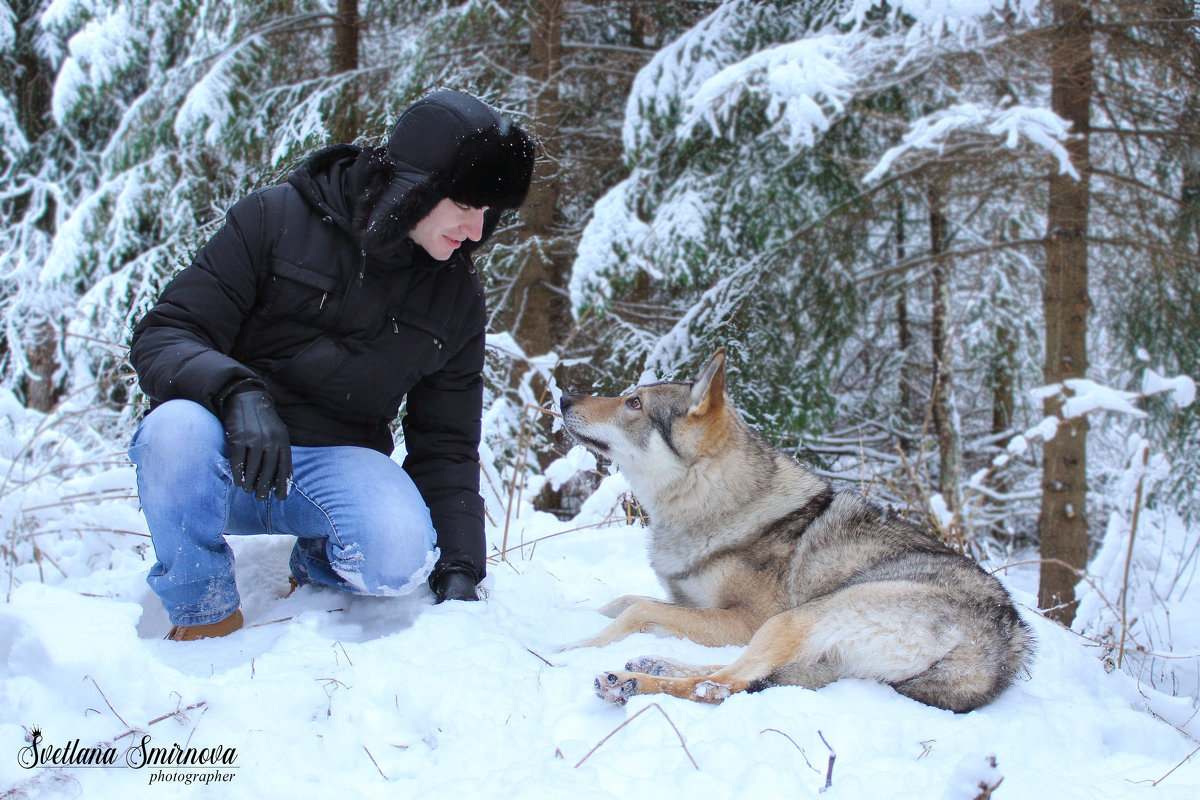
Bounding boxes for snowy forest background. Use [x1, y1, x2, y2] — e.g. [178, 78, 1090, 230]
[2, 0, 1200, 737]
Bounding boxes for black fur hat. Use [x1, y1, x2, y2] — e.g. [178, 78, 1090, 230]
[358, 90, 536, 259]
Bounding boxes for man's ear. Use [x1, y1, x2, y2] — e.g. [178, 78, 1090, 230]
[688, 348, 727, 419]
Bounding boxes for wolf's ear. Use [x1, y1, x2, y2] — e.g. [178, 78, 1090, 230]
[688, 348, 726, 418]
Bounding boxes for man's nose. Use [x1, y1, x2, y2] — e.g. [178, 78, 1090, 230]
[463, 208, 485, 241]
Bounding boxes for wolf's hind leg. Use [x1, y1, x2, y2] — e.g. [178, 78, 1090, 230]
[595, 607, 819, 704]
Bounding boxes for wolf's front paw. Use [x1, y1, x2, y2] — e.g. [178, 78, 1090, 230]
[594, 671, 639, 704]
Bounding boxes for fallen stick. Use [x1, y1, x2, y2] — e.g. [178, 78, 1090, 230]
[575, 702, 698, 771]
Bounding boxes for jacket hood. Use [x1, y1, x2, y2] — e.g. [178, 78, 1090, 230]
[286, 144, 363, 239]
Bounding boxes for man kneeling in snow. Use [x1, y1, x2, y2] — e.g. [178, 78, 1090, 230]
[128, 91, 534, 640]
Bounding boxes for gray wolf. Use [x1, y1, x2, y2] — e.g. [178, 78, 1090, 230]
[559, 349, 1034, 711]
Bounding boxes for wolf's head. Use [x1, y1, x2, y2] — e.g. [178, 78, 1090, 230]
[560, 349, 735, 495]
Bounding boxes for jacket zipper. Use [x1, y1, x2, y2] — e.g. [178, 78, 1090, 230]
[388, 316, 442, 350]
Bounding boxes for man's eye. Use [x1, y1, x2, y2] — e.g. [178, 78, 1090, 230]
[626, 396, 641, 410]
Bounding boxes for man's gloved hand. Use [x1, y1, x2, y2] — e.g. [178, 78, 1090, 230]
[222, 389, 292, 500]
[433, 567, 479, 603]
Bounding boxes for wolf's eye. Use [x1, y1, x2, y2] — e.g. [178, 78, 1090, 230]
[626, 396, 641, 410]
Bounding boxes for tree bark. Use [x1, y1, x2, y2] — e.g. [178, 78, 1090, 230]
[630, 2, 651, 49]
[330, 0, 360, 144]
[895, 198, 915, 455]
[7, 0, 55, 230]
[1038, 0, 1094, 625]
[929, 178, 961, 533]
[991, 321, 1015, 437]
[9, 2, 61, 411]
[20, 321, 63, 412]
[12, 1, 53, 141]
[511, 0, 565, 361]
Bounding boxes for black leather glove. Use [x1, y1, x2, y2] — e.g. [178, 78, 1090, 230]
[433, 567, 480, 603]
[221, 389, 292, 500]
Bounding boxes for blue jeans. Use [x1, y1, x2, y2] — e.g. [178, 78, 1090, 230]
[129, 400, 437, 626]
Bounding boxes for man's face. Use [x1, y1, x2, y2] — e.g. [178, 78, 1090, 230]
[409, 198, 488, 260]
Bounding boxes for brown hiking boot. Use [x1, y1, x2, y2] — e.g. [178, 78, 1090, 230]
[164, 609, 244, 641]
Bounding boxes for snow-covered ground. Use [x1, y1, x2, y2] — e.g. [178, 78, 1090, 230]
[2, 456, 1198, 799]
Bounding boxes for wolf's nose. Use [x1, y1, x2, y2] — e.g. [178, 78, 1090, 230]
[560, 394, 576, 413]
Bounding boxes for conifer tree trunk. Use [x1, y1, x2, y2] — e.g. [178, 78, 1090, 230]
[513, 0, 564, 361]
[21, 322, 61, 412]
[895, 198, 914, 455]
[991, 322, 1015, 436]
[511, 0, 567, 512]
[630, 2, 650, 48]
[13, 1, 52, 143]
[929, 179, 961, 532]
[11, 1, 62, 411]
[331, 0, 360, 144]
[1038, 0, 1094, 624]
[986, 300, 1016, 539]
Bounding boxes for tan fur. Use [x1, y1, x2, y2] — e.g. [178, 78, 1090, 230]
[560, 348, 1034, 712]
[578, 599, 760, 649]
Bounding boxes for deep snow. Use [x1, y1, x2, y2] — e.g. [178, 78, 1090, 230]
[2, 461, 1198, 799]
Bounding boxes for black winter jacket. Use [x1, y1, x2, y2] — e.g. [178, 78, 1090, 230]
[130, 146, 493, 583]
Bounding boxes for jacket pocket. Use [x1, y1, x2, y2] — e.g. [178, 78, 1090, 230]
[263, 258, 342, 324]
[387, 308, 451, 379]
